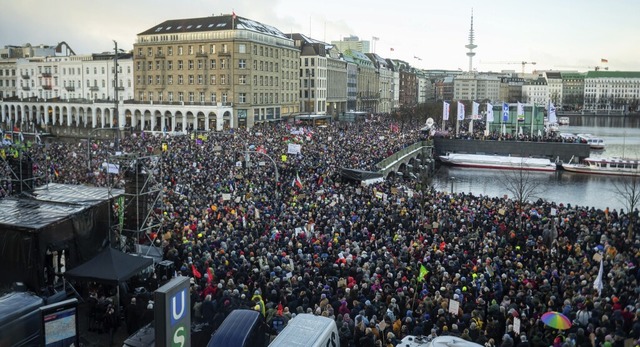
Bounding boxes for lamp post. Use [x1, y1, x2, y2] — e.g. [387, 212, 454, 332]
[450, 176, 456, 194]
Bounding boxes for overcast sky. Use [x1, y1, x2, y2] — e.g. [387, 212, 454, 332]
[2, 0, 639, 72]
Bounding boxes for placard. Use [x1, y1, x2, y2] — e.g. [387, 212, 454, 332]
[513, 317, 521, 335]
[448, 299, 459, 315]
[287, 143, 302, 154]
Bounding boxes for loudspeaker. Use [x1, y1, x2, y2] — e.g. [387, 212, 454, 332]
[8, 157, 33, 194]
[156, 260, 175, 279]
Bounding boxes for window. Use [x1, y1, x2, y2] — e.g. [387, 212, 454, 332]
[178, 92, 184, 101]
[198, 45, 204, 54]
[253, 93, 257, 103]
[156, 61, 161, 70]
[147, 61, 153, 70]
[253, 61, 257, 70]
[209, 44, 216, 54]
[239, 44, 246, 54]
[222, 44, 228, 53]
[210, 60, 216, 69]
[188, 45, 193, 55]
[253, 76, 257, 85]
[253, 45, 257, 54]
[220, 59, 226, 69]
[167, 75, 173, 85]
[178, 46, 183, 55]
[210, 75, 216, 85]
[167, 61, 173, 70]
[86, 67, 90, 74]
[156, 75, 161, 84]
[178, 75, 183, 84]
[178, 60, 183, 70]
[189, 92, 194, 102]
[238, 59, 246, 69]
[168, 47, 173, 56]
[137, 48, 143, 56]
[188, 60, 194, 70]
[239, 92, 246, 103]
[222, 92, 228, 103]
[239, 75, 246, 84]
[168, 91, 173, 102]
[136, 62, 141, 71]
[197, 60, 203, 69]
[148, 91, 153, 101]
[94, 67, 97, 74]
[220, 74, 226, 85]
[147, 48, 152, 56]
[210, 92, 217, 104]
[147, 76, 152, 85]
[197, 75, 203, 85]
[157, 47, 163, 56]
[188, 75, 194, 85]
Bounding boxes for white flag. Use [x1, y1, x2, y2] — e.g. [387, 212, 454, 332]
[517, 102, 525, 116]
[457, 101, 465, 121]
[487, 103, 494, 123]
[548, 102, 557, 124]
[443, 101, 450, 121]
[593, 258, 604, 296]
[472, 101, 480, 120]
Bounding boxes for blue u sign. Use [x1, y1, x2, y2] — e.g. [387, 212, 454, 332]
[170, 288, 187, 326]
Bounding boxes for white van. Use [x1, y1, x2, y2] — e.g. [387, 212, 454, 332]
[268, 313, 339, 347]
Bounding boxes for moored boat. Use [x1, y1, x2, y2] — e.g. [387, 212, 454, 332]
[558, 117, 570, 125]
[438, 153, 557, 172]
[561, 157, 640, 177]
[577, 134, 605, 150]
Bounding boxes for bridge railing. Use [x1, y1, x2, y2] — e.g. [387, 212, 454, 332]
[375, 140, 433, 175]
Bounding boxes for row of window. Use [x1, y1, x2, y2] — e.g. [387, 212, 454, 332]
[134, 90, 296, 105]
[138, 43, 291, 59]
[135, 74, 288, 88]
[136, 58, 291, 73]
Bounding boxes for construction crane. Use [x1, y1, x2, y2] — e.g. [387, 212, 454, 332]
[482, 61, 537, 74]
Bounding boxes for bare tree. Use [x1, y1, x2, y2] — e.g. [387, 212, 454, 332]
[613, 176, 640, 240]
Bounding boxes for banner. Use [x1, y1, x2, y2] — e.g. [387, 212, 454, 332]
[487, 103, 494, 122]
[472, 101, 480, 120]
[287, 143, 301, 155]
[457, 101, 465, 121]
[517, 102, 525, 122]
[502, 103, 509, 122]
[443, 101, 450, 121]
[548, 102, 557, 124]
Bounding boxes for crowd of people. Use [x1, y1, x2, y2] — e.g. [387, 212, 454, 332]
[1, 116, 639, 347]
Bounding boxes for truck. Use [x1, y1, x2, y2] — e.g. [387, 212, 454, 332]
[268, 313, 339, 347]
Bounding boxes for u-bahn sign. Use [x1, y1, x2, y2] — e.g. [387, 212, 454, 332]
[155, 276, 191, 347]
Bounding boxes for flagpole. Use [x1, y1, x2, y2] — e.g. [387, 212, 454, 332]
[530, 103, 535, 137]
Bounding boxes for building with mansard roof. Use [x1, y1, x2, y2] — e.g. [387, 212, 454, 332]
[134, 14, 300, 129]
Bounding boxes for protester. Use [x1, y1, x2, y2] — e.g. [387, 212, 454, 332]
[1, 115, 638, 347]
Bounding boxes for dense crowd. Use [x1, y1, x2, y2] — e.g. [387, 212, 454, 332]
[1, 116, 639, 347]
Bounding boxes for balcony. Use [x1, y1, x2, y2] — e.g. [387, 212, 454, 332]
[22, 74, 30, 79]
[155, 53, 165, 59]
[116, 86, 125, 91]
[218, 51, 231, 56]
[22, 86, 30, 91]
[134, 54, 145, 60]
[89, 86, 99, 91]
[196, 52, 208, 58]
[65, 86, 75, 91]
[41, 72, 52, 77]
[42, 85, 52, 90]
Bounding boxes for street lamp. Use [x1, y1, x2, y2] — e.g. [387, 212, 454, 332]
[450, 176, 456, 194]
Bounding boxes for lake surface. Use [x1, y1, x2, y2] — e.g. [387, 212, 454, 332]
[430, 122, 640, 211]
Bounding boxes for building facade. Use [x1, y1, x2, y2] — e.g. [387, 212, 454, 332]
[561, 72, 585, 110]
[522, 78, 548, 106]
[331, 35, 370, 54]
[133, 14, 300, 129]
[544, 71, 563, 106]
[584, 71, 640, 112]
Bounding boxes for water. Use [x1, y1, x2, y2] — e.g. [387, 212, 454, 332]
[431, 123, 640, 211]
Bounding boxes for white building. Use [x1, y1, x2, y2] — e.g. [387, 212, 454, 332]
[14, 54, 134, 102]
[544, 71, 563, 106]
[584, 71, 640, 112]
[522, 78, 548, 106]
[453, 73, 499, 102]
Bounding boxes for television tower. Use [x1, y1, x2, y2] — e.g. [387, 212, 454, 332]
[465, 9, 477, 72]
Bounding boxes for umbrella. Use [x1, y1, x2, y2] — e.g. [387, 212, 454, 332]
[541, 311, 572, 330]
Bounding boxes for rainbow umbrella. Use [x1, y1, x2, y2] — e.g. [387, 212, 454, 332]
[540, 311, 572, 330]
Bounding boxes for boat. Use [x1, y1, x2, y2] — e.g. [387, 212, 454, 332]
[558, 116, 570, 125]
[577, 134, 605, 150]
[561, 157, 640, 177]
[438, 153, 557, 172]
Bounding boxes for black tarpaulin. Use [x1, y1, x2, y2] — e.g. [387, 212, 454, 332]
[340, 167, 383, 181]
[65, 247, 153, 284]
